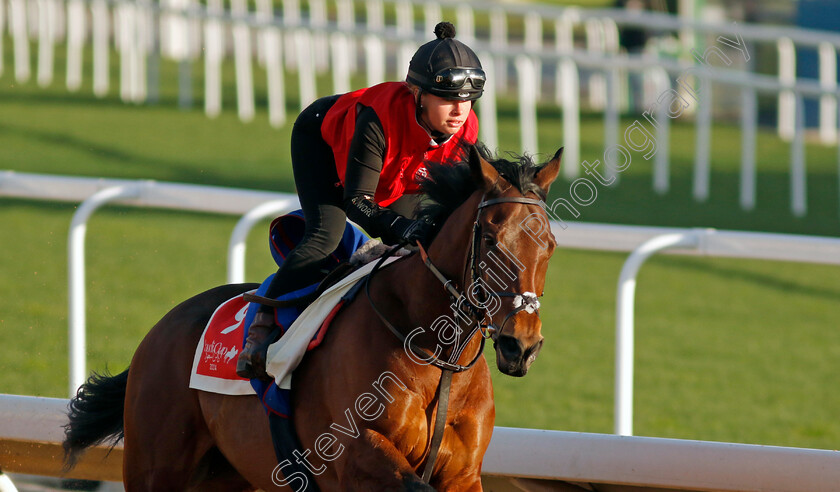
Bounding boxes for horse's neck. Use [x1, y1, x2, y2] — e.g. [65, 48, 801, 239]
[374, 197, 483, 365]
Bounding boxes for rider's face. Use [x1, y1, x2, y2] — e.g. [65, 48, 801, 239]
[420, 93, 472, 136]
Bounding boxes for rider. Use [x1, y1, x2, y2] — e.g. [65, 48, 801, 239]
[236, 22, 486, 379]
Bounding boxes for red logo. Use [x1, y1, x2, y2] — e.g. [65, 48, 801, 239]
[195, 296, 250, 381]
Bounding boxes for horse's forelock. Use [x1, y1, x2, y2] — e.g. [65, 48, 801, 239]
[418, 145, 548, 224]
[488, 151, 548, 202]
[416, 146, 549, 246]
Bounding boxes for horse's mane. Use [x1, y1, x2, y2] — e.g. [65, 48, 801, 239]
[416, 143, 548, 242]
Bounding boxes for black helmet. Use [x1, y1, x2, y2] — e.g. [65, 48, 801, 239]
[406, 22, 485, 101]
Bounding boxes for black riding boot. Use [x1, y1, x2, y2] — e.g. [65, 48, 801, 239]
[236, 310, 281, 380]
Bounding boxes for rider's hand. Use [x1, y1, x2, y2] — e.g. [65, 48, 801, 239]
[388, 217, 433, 246]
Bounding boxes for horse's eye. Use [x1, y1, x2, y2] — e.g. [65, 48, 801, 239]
[483, 234, 497, 248]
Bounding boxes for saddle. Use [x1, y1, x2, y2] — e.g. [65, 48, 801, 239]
[241, 211, 410, 417]
[244, 238, 407, 311]
[243, 262, 356, 310]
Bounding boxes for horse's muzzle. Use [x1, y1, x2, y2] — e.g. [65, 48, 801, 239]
[494, 335, 543, 377]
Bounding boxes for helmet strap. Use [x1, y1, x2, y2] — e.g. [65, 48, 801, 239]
[412, 87, 449, 140]
[414, 89, 433, 134]
[414, 89, 424, 116]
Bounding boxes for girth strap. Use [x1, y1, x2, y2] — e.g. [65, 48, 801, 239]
[268, 414, 321, 492]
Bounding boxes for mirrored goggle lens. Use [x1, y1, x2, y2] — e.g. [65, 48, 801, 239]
[434, 69, 486, 90]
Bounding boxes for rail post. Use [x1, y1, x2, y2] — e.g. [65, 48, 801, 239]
[227, 200, 298, 284]
[68, 184, 145, 397]
[615, 230, 702, 436]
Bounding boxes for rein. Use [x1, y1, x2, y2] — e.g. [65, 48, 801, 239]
[365, 246, 487, 373]
[364, 193, 547, 485]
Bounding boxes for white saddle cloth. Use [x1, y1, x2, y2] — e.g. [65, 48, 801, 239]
[266, 256, 399, 389]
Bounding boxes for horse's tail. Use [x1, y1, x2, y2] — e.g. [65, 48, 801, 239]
[62, 369, 128, 471]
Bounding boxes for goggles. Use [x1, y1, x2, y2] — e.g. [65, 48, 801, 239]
[433, 68, 486, 91]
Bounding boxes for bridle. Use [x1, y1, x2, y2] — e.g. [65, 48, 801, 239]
[465, 195, 545, 339]
[363, 191, 548, 484]
[365, 192, 547, 373]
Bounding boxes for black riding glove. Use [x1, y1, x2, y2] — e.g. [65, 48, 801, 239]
[389, 216, 433, 246]
[345, 195, 432, 246]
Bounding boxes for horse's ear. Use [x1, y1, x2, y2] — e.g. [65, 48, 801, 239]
[534, 147, 563, 193]
[469, 145, 500, 192]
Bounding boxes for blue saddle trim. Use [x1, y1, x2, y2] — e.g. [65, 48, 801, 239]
[243, 210, 369, 417]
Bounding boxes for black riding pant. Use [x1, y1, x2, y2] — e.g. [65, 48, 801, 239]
[261, 96, 418, 301]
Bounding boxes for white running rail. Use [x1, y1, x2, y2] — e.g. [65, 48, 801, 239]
[4, 172, 839, 437]
[600, 226, 840, 436]
[2, 393, 840, 490]
[1, 171, 298, 396]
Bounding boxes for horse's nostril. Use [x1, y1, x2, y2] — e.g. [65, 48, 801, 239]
[496, 335, 523, 362]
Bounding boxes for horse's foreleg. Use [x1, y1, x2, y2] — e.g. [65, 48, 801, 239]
[338, 429, 434, 492]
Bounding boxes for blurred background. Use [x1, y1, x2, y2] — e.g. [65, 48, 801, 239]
[1, 0, 839, 489]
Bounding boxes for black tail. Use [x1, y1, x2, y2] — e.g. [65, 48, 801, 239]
[62, 369, 128, 471]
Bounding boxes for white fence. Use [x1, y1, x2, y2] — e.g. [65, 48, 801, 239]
[3, 171, 840, 437]
[538, 219, 840, 435]
[601, 226, 840, 436]
[2, 393, 840, 491]
[4, 0, 840, 218]
[0, 170, 299, 396]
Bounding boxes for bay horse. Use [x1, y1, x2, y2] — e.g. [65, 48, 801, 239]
[63, 144, 562, 491]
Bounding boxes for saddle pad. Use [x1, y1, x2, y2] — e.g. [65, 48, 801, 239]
[187, 286, 337, 397]
[189, 291, 255, 395]
[189, 256, 399, 406]
[265, 256, 399, 390]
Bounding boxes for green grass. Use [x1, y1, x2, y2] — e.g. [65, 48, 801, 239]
[491, 250, 840, 447]
[2, 35, 840, 451]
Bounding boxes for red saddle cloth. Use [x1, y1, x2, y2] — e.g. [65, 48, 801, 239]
[190, 293, 254, 395]
[189, 289, 339, 396]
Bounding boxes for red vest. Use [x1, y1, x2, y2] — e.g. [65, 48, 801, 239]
[321, 82, 479, 207]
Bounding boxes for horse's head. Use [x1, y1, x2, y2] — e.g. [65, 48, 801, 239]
[420, 144, 562, 377]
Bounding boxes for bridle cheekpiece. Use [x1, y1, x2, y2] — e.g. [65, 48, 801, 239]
[365, 192, 547, 372]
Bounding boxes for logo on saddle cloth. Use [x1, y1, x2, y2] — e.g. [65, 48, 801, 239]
[193, 289, 335, 384]
[195, 295, 251, 382]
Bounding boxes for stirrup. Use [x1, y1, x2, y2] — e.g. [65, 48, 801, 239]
[236, 325, 282, 380]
